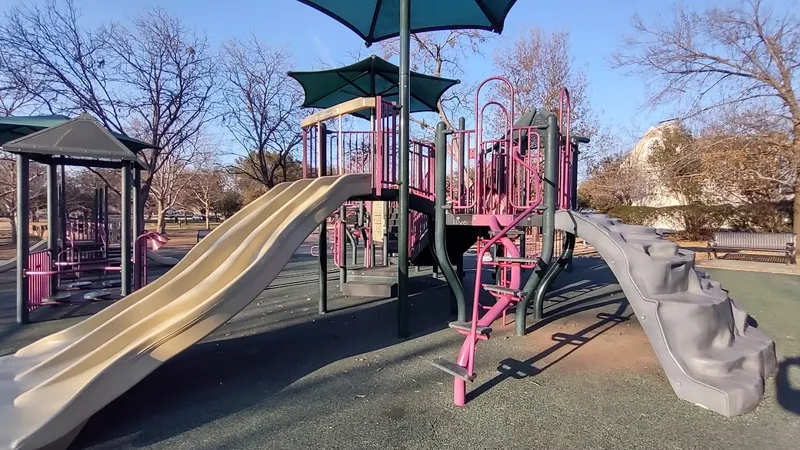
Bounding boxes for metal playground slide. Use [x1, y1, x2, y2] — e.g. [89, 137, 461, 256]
[0, 174, 373, 450]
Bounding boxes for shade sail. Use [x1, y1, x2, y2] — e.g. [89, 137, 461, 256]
[2, 114, 149, 170]
[288, 55, 459, 119]
[297, 0, 519, 45]
[0, 114, 152, 153]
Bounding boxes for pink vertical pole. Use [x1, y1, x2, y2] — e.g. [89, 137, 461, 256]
[375, 100, 382, 193]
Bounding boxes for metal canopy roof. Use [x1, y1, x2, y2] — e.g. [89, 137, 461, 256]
[296, 0, 518, 46]
[288, 55, 459, 119]
[1, 114, 150, 170]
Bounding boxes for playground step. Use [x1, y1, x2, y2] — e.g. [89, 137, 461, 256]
[494, 256, 538, 264]
[448, 321, 492, 336]
[483, 284, 525, 298]
[430, 358, 474, 382]
[488, 229, 524, 238]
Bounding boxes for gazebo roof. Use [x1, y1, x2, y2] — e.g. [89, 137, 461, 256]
[1, 114, 150, 170]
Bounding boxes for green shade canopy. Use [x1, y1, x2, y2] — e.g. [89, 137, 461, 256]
[2, 114, 150, 170]
[288, 55, 459, 119]
[0, 114, 153, 153]
[296, 0, 519, 45]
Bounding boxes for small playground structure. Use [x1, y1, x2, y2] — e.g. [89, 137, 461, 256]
[0, 114, 173, 322]
[0, 1, 778, 449]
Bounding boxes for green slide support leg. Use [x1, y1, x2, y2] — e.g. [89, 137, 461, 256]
[532, 232, 575, 320]
[517, 113, 559, 336]
[433, 122, 467, 322]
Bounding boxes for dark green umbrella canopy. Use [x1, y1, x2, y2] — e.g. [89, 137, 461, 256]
[297, 0, 519, 45]
[288, 55, 459, 119]
[0, 114, 153, 153]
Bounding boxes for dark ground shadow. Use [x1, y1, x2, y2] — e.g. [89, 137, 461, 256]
[69, 288, 454, 449]
[468, 293, 629, 402]
[777, 357, 800, 416]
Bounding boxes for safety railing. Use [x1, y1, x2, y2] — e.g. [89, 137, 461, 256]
[558, 87, 572, 210]
[26, 249, 52, 311]
[301, 96, 435, 202]
[446, 126, 542, 216]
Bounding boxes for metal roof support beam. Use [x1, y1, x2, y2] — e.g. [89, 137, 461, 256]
[16, 154, 30, 324]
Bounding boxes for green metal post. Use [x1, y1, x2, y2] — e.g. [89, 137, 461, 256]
[382, 203, 389, 266]
[59, 165, 67, 250]
[433, 122, 467, 321]
[516, 113, 559, 336]
[46, 164, 58, 295]
[16, 154, 30, 324]
[103, 185, 110, 257]
[132, 167, 143, 290]
[533, 233, 575, 319]
[121, 162, 132, 296]
[318, 123, 328, 314]
[396, 0, 411, 338]
[133, 168, 143, 236]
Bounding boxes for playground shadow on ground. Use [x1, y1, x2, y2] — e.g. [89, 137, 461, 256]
[777, 357, 800, 416]
[69, 286, 455, 449]
[468, 286, 629, 402]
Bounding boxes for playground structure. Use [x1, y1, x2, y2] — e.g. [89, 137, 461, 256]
[0, 1, 779, 447]
[0, 72, 778, 449]
[1, 114, 176, 322]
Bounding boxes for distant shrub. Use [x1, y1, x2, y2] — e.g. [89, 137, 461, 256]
[598, 202, 792, 240]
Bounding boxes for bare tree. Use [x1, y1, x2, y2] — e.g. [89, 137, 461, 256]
[107, 9, 216, 204]
[220, 37, 303, 189]
[647, 124, 706, 204]
[379, 30, 490, 134]
[148, 136, 204, 233]
[0, 0, 216, 210]
[0, 0, 122, 126]
[0, 155, 46, 243]
[186, 157, 226, 230]
[612, 0, 800, 237]
[579, 152, 652, 210]
[493, 27, 608, 162]
[0, 52, 44, 116]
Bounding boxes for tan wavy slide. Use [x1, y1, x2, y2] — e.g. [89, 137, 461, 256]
[0, 174, 373, 450]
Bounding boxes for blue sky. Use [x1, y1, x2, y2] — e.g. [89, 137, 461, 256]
[1, 0, 787, 148]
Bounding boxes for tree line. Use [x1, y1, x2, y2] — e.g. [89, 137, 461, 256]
[1, 0, 793, 240]
[0, 0, 305, 234]
[581, 0, 797, 239]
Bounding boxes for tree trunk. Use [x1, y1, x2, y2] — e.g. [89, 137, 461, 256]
[793, 135, 800, 265]
[205, 207, 210, 230]
[9, 216, 17, 245]
[156, 200, 167, 234]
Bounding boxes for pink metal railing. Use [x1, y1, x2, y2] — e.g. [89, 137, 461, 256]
[558, 88, 572, 210]
[301, 96, 435, 201]
[27, 249, 52, 311]
[298, 81, 551, 219]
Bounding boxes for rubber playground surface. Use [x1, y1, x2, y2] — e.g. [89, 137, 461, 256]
[0, 250, 798, 449]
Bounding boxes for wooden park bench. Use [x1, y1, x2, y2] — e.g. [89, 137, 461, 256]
[707, 231, 797, 265]
[196, 229, 211, 243]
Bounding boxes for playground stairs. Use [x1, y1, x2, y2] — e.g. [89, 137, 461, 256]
[431, 215, 532, 405]
[384, 203, 482, 267]
[342, 265, 449, 297]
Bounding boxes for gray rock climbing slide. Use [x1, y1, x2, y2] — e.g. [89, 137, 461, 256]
[554, 210, 776, 417]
